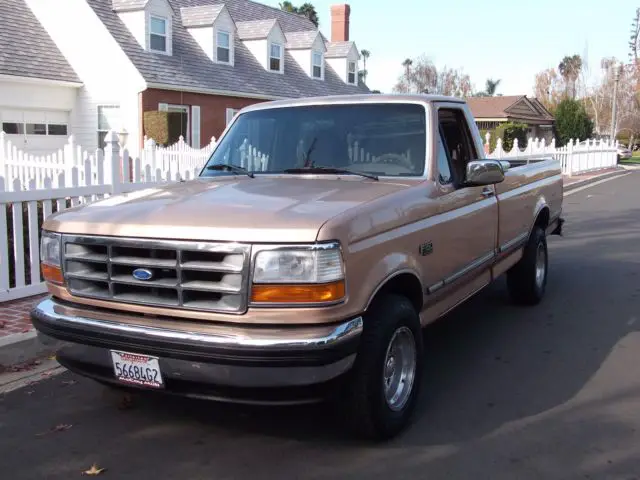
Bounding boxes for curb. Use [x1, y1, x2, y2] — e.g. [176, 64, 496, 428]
[564, 168, 629, 192]
[0, 327, 55, 368]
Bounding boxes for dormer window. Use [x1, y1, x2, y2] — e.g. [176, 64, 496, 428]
[217, 30, 231, 63]
[312, 50, 323, 79]
[348, 61, 357, 84]
[269, 43, 283, 72]
[149, 15, 168, 52]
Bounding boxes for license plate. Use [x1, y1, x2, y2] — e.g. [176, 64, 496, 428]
[110, 350, 164, 388]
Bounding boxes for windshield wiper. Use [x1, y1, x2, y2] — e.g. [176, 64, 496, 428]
[205, 163, 254, 178]
[283, 166, 379, 181]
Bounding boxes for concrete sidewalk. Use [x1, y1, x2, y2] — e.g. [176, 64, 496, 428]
[0, 165, 633, 368]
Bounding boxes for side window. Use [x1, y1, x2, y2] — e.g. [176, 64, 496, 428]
[436, 130, 453, 184]
[437, 108, 479, 186]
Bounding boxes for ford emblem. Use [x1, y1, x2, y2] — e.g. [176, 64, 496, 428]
[132, 268, 154, 281]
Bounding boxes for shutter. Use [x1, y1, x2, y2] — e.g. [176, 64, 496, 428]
[158, 103, 169, 112]
[191, 105, 201, 148]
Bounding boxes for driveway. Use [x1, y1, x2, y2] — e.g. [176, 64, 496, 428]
[1, 172, 639, 480]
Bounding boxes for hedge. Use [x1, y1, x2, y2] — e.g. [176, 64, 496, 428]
[143, 111, 187, 146]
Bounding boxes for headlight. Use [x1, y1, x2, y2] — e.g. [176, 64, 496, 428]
[40, 231, 64, 284]
[251, 243, 346, 304]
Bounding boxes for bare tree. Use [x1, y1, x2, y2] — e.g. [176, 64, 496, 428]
[393, 55, 472, 97]
[533, 68, 565, 111]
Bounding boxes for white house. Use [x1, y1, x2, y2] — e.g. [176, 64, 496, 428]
[1, 0, 368, 157]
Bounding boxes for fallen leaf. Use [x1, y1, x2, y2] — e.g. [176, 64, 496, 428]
[36, 423, 72, 437]
[21, 328, 30, 333]
[82, 464, 106, 476]
[62, 380, 77, 386]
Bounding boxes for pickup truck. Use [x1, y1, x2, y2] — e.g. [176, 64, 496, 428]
[32, 94, 563, 440]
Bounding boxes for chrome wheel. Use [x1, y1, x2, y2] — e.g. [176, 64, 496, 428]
[535, 242, 546, 289]
[383, 326, 417, 412]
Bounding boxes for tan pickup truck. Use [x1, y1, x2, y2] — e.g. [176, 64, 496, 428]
[32, 94, 563, 440]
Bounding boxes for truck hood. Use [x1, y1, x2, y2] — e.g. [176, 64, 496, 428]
[45, 176, 410, 243]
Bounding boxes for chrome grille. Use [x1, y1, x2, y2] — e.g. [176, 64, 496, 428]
[61, 235, 251, 314]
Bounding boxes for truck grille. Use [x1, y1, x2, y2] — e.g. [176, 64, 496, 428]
[61, 235, 251, 314]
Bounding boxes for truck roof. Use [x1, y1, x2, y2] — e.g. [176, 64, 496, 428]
[241, 93, 467, 113]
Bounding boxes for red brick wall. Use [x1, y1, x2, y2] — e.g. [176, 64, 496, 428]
[139, 88, 268, 148]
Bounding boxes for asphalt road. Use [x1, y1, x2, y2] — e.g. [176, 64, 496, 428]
[2, 172, 640, 480]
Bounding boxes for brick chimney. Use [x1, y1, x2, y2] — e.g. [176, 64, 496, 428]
[330, 4, 350, 42]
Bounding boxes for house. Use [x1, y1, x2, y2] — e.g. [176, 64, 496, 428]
[1, 0, 368, 156]
[466, 95, 555, 144]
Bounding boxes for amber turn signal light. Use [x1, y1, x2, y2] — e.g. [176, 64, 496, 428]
[251, 280, 345, 304]
[41, 263, 64, 285]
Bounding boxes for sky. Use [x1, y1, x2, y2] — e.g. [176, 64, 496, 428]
[262, 0, 638, 96]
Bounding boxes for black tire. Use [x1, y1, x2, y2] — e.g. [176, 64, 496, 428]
[507, 226, 548, 305]
[343, 293, 424, 441]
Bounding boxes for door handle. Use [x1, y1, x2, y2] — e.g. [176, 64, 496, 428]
[481, 187, 495, 198]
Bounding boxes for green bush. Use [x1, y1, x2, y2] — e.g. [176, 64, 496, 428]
[494, 122, 529, 152]
[554, 98, 593, 147]
[143, 111, 185, 146]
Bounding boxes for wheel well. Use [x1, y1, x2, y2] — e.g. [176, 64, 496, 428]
[370, 273, 423, 313]
[535, 207, 550, 230]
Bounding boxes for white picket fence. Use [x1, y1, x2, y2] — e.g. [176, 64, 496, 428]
[0, 130, 214, 302]
[484, 133, 620, 176]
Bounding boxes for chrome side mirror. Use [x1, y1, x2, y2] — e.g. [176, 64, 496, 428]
[465, 159, 505, 186]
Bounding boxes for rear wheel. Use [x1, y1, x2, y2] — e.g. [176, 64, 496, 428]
[343, 293, 424, 441]
[507, 226, 548, 305]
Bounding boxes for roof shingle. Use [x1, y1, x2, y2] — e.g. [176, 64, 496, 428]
[180, 4, 225, 27]
[112, 0, 149, 12]
[236, 19, 277, 40]
[87, 0, 369, 98]
[284, 30, 320, 50]
[325, 41, 354, 58]
[0, 0, 81, 83]
[466, 96, 524, 118]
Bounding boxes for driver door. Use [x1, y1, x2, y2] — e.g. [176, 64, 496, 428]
[423, 104, 499, 294]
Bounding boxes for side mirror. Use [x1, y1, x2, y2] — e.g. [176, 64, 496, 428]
[465, 159, 505, 186]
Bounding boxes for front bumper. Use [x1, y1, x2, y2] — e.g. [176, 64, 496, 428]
[31, 297, 363, 404]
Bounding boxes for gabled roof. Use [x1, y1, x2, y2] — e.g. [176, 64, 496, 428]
[466, 95, 524, 118]
[0, 0, 81, 84]
[180, 4, 226, 28]
[236, 19, 278, 40]
[325, 41, 356, 58]
[284, 30, 322, 50]
[112, 0, 149, 12]
[86, 0, 369, 98]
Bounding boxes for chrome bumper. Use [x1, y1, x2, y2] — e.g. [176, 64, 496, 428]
[31, 298, 363, 401]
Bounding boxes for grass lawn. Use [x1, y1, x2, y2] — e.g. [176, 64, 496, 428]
[620, 151, 640, 164]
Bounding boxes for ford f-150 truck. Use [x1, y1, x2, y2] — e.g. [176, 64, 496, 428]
[32, 94, 563, 440]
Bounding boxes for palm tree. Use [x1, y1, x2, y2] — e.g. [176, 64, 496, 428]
[402, 58, 413, 93]
[279, 1, 296, 12]
[361, 49, 370, 83]
[297, 3, 319, 27]
[558, 54, 583, 98]
[485, 78, 501, 96]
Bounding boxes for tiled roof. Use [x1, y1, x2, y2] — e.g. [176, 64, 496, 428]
[466, 96, 524, 118]
[180, 4, 225, 27]
[112, 0, 149, 12]
[86, 0, 368, 98]
[236, 19, 277, 40]
[325, 41, 354, 58]
[0, 0, 81, 83]
[284, 30, 320, 50]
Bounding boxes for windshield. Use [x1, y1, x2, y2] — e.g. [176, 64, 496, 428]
[200, 103, 427, 178]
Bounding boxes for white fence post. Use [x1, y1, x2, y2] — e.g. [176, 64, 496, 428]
[103, 130, 121, 194]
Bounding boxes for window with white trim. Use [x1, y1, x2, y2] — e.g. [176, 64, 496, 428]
[226, 108, 240, 126]
[312, 50, 323, 78]
[348, 61, 357, 84]
[97, 105, 121, 148]
[149, 16, 167, 52]
[269, 43, 282, 72]
[217, 31, 231, 63]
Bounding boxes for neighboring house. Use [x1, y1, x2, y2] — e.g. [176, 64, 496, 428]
[466, 95, 556, 144]
[0, 0, 83, 155]
[1, 0, 367, 156]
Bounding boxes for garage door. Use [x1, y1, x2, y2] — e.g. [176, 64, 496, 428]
[1, 109, 70, 155]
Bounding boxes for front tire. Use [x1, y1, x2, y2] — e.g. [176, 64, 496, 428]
[344, 293, 424, 441]
[507, 226, 548, 305]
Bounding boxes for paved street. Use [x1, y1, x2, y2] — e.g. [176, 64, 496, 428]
[1, 171, 640, 480]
